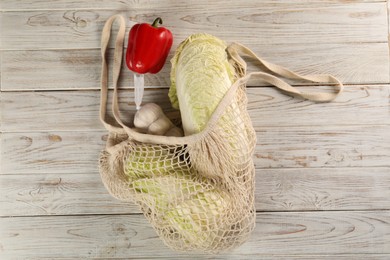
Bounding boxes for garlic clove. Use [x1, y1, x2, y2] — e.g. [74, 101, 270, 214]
[134, 103, 163, 129]
[148, 117, 172, 135]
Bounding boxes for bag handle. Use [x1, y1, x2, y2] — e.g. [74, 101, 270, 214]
[100, 14, 152, 140]
[227, 42, 343, 102]
[100, 14, 129, 135]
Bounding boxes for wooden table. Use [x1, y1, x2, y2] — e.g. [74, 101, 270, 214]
[1, 1, 389, 259]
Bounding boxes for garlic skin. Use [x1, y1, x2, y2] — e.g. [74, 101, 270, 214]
[149, 117, 172, 135]
[134, 103, 183, 137]
[134, 103, 161, 129]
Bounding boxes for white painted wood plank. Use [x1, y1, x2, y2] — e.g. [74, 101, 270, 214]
[1, 0, 386, 11]
[1, 211, 389, 258]
[1, 86, 389, 132]
[0, 132, 106, 175]
[0, 51, 3, 90]
[0, 1, 388, 259]
[0, 89, 159, 132]
[1, 168, 389, 216]
[0, 256, 386, 260]
[255, 125, 390, 168]
[256, 167, 390, 211]
[1, 42, 388, 91]
[1, 123, 389, 176]
[0, 172, 135, 216]
[246, 85, 390, 127]
[0, 2, 387, 50]
[387, 0, 390, 83]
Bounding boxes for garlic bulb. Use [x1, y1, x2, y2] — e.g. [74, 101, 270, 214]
[134, 103, 183, 137]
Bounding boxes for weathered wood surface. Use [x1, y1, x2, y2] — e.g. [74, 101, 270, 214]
[0, 2, 387, 50]
[1, 0, 386, 11]
[1, 1, 389, 90]
[255, 125, 390, 168]
[1, 124, 389, 175]
[0, 132, 106, 174]
[1, 211, 389, 258]
[1, 167, 390, 216]
[1, 85, 389, 132]
[1, 42, 388, 91]
[1, 0, 390, 259]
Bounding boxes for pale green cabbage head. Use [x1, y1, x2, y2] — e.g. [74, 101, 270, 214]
[169, 33, 237, 135]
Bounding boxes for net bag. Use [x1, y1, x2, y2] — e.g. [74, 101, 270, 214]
[98, 15, 343, 253]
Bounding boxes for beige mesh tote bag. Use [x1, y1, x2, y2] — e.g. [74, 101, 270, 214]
[99, 15, 343, 253]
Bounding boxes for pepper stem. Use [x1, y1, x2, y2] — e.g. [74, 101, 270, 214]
[151, 17, 163, 27]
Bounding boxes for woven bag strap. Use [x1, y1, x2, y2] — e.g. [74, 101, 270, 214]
[100, 14, 158, 141]
[100, 14, 128, 135]
[226, 42, 343, 102]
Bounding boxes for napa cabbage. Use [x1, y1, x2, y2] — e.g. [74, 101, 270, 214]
[169, 33, 237, 135]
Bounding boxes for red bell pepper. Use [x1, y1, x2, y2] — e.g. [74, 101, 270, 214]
[126, 17, 173, 74]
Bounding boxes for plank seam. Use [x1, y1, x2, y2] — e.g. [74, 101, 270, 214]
[0, 40, 389, 52]
[1, 209, 389, 219]
[0, 0, 387, 12]
[0, 167, 390, 179]
[2, 123, 390, 134]
[2, 165, 390, 176]
[0, 83, 389, 93]
[1, 41, 389, 52]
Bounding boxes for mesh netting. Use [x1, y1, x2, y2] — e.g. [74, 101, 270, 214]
[99, 77, 257, 252]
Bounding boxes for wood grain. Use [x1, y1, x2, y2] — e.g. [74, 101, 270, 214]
[255, 125, 390, 168]
[0, 2, 387, 50]
[0, 132, 106, 174]
[388, 0, 390, 60]
[1, 42, 388, 91]
[1, 211, 389, 258]
[1, 0, 386, 11]
[1, 86, 389, 132]
[0, 171, 135, 216]
[1, 123, 389, 176]
[0, 52, 2, 90]
[1, 1, 389, 258]
[1, 167, 389, 216]
[3, 255, 386, 260]
[246, 85, 390, 127]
